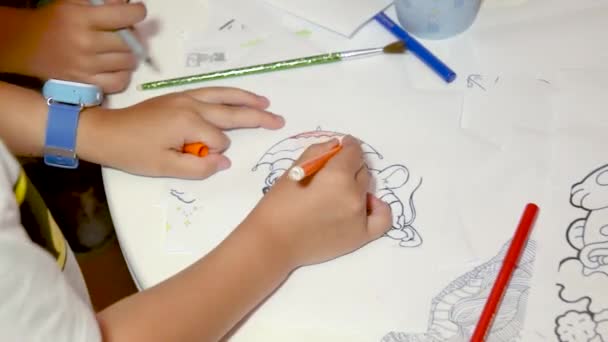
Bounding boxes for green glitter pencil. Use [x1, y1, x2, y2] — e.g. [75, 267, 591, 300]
[137, 41, 406, 91]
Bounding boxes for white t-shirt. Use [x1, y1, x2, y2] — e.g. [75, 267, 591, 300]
[0, 140, 101, 341]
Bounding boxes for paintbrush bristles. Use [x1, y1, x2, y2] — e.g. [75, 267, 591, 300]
[383, 41, 407, 54]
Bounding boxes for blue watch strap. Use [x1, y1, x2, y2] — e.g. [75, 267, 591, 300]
[43, 101, 81, 169]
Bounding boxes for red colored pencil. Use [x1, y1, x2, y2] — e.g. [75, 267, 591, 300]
[470, 203, 539, 342]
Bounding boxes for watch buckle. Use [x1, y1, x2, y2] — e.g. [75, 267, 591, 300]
[46, 97, 85, 109]
[43, 146, 76, 160]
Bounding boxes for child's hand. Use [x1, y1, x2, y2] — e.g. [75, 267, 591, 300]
[241, 136, 393, 269]
[78, 87, 284, 178]
[12, 0, 146, 93]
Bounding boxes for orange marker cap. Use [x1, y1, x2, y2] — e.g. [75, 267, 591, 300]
[183, 143, 209, 157]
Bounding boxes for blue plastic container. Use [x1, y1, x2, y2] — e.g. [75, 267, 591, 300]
[394, 0, 481, 40]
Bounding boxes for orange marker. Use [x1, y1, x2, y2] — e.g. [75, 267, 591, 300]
[471, 203, 539, 342]
[182, 142, 209, 157]
[288, 144, 342, 181]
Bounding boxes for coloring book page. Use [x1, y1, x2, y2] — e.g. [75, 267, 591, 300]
[521, 134, 608, 342]
[162, 64, 607, 340]
[163, 73, 545, 341]
[515, 72, 608, 341]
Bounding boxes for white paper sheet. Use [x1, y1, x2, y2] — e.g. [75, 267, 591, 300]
[524, 134, 608, 341]
[498, 69, 608, 342]
[164, 85, 490, 341]
[454, 69, 608, 340]
[261, 0, 392, 37]
[550, 77, 608, 137]
[158, 67, 607, 342]
[460, 74, 555, 146]
[179, 0, 330, 74]
[165, 187, 200, 253]
[448, 129, 553, 257]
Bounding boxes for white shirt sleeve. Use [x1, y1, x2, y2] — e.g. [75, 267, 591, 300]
[0, 234, 102, 342]
[0, 140, 101, 341]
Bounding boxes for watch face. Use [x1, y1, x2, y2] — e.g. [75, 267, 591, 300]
[43, 79, 103, 106]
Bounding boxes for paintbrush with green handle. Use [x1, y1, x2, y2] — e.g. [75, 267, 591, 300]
[137, 41, 406, 91]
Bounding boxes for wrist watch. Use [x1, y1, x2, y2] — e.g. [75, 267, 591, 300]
[42, 79, 103, 169]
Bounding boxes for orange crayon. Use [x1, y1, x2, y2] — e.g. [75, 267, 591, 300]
[183, 143, 209, 157]
[288, 144, 343, 181]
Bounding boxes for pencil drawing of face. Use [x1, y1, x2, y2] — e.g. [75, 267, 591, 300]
[252, 129, 423, 247]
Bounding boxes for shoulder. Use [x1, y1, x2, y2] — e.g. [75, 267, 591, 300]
[0, 139, 19, 184]
[0, 141, 101, 341]
[0, 140, 28, 240]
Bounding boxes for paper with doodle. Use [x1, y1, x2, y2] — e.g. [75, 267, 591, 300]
[460, 75, 554, 146]
[382, 240, 536, 342]
[181, 1, 271, 71]
[252, 129, 423, 247]
[261, 0, 392, 36]
[182, 0, 327, 72]
[166, 189, 201, 253]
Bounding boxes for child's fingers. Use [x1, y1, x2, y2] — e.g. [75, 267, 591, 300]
[64, 0, 129, 4]
[61, 0, 90, 5]
[89, 2, 146, 30]
[163, 152, 231, 180]
[193, 103, 284, 130]
[89, 70, 132, 93]
[185, 121, 231, 153]
[292, 139, 341, 165]
[185, 87, 270, 109]
[61, 0, 95, 4]
[355, 164, 371, 194]
[93, 52, 138, 73]
[365, 193, 393, 240]
[325, 135, 363, 175]
[95, 31, 134, 53]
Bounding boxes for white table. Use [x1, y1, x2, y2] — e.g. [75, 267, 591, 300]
[103, 0, 608, 340]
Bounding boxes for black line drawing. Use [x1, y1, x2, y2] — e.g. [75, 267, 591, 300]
[566, 164, 608, 275]
[252, 129, 423, 247]
[219, 18, 235, 31]
[380, 240, 536, 342]
[555, 308, 608, 342]
[185, 52, 227, 68]
[555, 163, 608, 342]
[166, 189, 200, 253]
[466, 74, 486, 91]
[170, 189, 196, 204]
[466, 74, 502, 91]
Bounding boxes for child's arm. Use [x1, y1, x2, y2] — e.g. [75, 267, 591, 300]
[97, 137, 393, 342]
[0, 1, 146, 93]
[0, 81, 284, 179]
